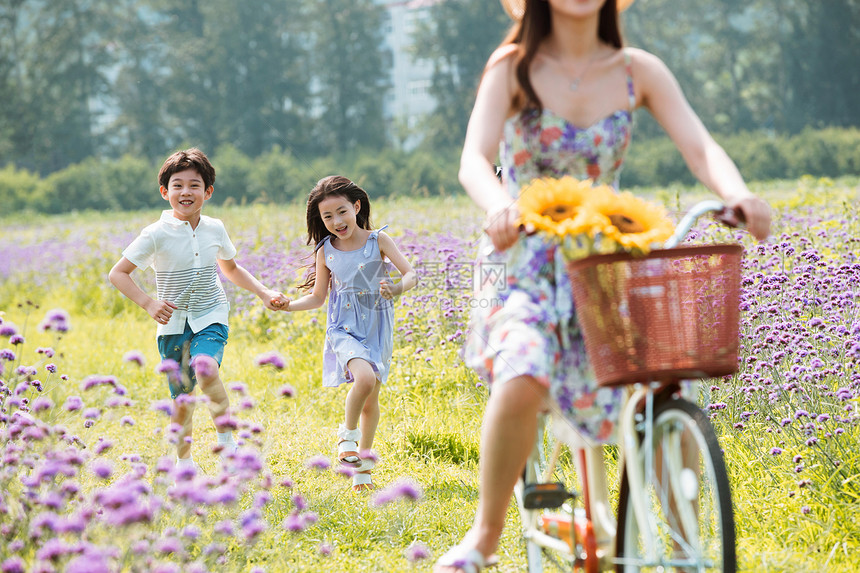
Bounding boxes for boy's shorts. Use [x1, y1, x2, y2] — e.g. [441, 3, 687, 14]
[157, 322, 229, 399]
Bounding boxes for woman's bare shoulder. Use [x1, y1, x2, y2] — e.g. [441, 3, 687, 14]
[487, 43, 518, 71]
[625, 47, 672, 76]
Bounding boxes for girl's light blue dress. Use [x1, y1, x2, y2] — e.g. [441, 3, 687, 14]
[319, 227, 394, 387]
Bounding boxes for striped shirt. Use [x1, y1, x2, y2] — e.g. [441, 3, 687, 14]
[123, 210, 237, 336]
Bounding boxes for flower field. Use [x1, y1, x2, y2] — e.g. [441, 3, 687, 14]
[1, 177, 858, 572]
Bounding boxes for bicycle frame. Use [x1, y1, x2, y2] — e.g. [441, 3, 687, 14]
[516, 200, 738, 571]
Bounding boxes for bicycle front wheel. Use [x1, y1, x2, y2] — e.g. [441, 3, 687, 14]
[615, 398, 735, 572]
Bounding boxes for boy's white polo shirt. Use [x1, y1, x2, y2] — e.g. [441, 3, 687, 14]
[123, 210, 238, 337]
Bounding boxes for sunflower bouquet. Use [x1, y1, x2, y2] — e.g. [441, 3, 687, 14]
[516, 177, 675, 261]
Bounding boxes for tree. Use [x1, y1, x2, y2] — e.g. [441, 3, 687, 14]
[0, 1, 121, 174]
[305, 0, 389, 155]
[412, 0, 510, 150]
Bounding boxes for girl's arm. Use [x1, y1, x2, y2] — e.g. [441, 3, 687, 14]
[459, 46, 521, 252]
[109, 257, 178, 325]
[378, 232, 417, 299]
[217, 258, 288, 310]
[632, 48, 771, 240]
[285, 247, 330, 312]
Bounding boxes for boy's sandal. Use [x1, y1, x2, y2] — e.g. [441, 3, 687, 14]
[352, 470, 374, 492]
[434, 544, 499, 573]
[337, 425, 361, 466]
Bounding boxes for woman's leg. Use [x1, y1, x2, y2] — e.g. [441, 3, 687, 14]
[436, 375, 548, 570]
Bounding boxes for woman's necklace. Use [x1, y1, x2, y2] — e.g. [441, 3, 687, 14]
[568, 51, 600, 91]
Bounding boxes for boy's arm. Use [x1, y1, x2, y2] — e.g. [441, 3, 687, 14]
[285, 248, 330, 312]
[378, 232, 418, 298]
[109, 257, 177, 325]
[217, 258, 287, 311]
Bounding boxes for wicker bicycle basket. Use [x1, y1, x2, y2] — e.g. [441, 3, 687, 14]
[567, 244, 743, 387]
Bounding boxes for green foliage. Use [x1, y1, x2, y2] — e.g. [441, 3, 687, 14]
[0, 164, 44, 213]
[622, 127, 860, 188]
[3, 184, 860, 571]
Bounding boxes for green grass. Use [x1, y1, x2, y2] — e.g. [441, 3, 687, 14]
[2, 177, 860, 571]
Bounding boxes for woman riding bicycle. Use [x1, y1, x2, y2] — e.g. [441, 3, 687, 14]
[434, 0, 771, 571]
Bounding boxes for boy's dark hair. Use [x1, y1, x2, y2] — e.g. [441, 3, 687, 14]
[297, 175, 373, 291]
[158, 148, 216, 190]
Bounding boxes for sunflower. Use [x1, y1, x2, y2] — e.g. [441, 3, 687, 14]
[588, 191, 675, 253]
[517, 177, 613, 238]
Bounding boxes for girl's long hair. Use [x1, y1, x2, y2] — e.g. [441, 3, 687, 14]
[297, 175, 373, 291]
[501, 0, 624, 112]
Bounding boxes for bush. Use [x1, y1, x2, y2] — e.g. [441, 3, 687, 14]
[4, 127, 860, 215]
[0, 164, 43, 212]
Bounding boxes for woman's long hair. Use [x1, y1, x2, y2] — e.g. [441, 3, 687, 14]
[297, 175, 373, 291]
[501, 0, 624, 112]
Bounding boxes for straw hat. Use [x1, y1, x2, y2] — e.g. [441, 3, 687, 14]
[500, 0, 635, 20]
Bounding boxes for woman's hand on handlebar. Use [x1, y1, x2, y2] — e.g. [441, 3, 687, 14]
[483, 203, 522, 252]
[730, 196, 772, 241]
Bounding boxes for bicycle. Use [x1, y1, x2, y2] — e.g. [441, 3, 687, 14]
[513, 200, 743, 572]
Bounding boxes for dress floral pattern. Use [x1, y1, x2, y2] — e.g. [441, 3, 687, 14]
[320, 227, 394, 388]
[463, 52, 636, 445]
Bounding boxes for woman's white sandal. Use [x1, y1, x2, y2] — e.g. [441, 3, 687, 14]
[434, 544, 498, 573]
[337, 424, 361, 466]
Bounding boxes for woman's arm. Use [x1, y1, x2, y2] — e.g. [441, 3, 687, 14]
[285, 248, 330, 312]
[217, 258, 287, 310]
[377, 232, 417, 298]
[459, 46, 523, 252]
[633, 48, 771, 240]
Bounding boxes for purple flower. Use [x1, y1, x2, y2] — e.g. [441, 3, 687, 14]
[122, 350, 146, 367]
[82, 407, 101, 420]
[9, 335, 24, 345]
[770, 447, 783, 455]
[120, 416, 135, 426]
[82, 375, 117, 391]
[0, 323, 18, 337]
[801, 505, 811, 515]
[214, 519, 234, 536]
[94, 439, 113, 455]
[370, 477, 424, 506]
[0, 559, 24, 573]
[254, 351, 286, 369]
[0, 349, 16, 361]
[36, 347, 55, 358]
[151, 399, 175, 417]
[318, 542, 333, 556]
[45, 363, 57, 374]
[155, 536, 182, 555]
[304, 455, 331, 471]
[191, 355, 218, 378]
[39, 309, 70, 332]
[64, 396, 83, 412]
[404, 541, 431, 562]
[155, 358, 181, 377]
[90, 459, 113, 479]
[278, 384, 296, 398]
[229, 381, 248, 394]
[31, 396, 53, 412]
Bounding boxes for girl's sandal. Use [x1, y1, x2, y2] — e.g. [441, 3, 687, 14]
[352, 470, 374, 492]
[337, 424, 361, 466]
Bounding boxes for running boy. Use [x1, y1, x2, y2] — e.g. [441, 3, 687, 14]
[109, 147, 287, 472]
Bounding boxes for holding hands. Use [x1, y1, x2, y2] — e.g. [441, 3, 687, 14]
[264, 290, 289, 311]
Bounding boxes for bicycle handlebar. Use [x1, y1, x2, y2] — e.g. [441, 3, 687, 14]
[662, 200, 745, 249]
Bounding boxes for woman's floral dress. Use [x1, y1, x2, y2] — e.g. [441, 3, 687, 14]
[463, 51, 636, 444]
